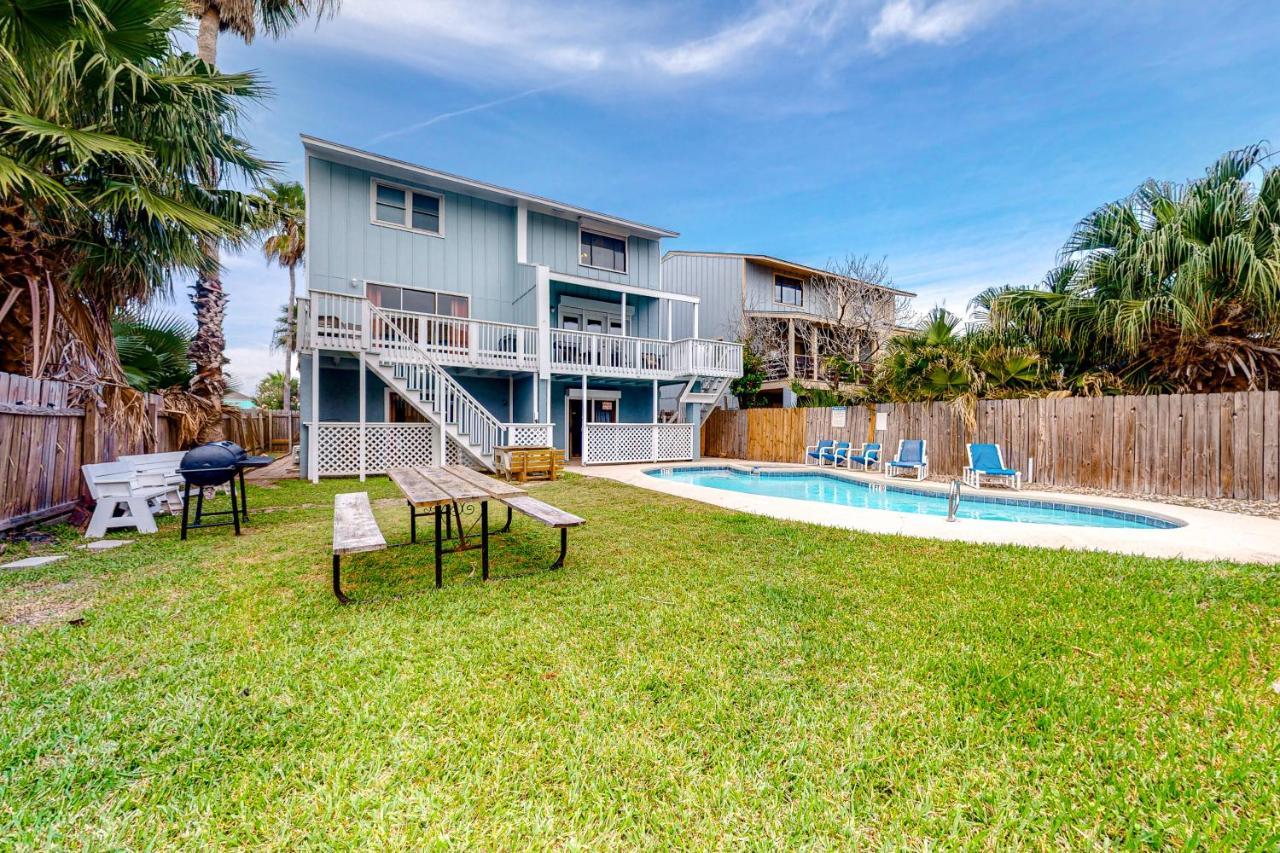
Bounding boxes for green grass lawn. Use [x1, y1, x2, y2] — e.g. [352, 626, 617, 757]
[2, 475, 1279, 847]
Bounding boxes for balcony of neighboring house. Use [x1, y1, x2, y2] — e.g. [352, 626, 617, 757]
[753, 315, 875, 394]
[296, 282, 742, 383]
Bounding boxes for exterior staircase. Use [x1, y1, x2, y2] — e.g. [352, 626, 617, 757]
[364, 304, 502, 470]
[678, 374, 732, 426]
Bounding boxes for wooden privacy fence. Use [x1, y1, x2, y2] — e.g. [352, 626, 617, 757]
[702, 391, 1280, 501]
[0, 371, 301, 532]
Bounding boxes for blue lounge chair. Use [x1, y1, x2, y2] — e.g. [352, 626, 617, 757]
[804, 439, 834, 465]
[819, 441, 852, 466]
[885, 439, 928, 480]
[964, 443, 1022, 490]
[847, 442, 881, 471]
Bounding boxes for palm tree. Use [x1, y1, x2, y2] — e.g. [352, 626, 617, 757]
[256, 181, 305, 414]
[186, 0, 340, 436]
[990, 144, 1280, 393]
[0, 0, 267, 411]
[114, 311, 196, 392]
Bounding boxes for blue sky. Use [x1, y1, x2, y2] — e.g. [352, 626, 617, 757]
[199, 0, 1280, 391]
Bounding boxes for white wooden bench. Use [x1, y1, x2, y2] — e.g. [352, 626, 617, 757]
[331, 492, 387, 604]
[118, 451, 186, 511]
[81, 461, 172, 538]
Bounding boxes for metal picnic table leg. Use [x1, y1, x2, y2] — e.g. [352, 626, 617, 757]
[550, 528, 568, 570]
[332, 554, 351, 605]
[433, 504, 443, 589]
[481, 500, 489, 581]
[409, 500, 417, 544]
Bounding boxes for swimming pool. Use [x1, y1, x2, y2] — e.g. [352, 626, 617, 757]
[646, 466, 1182, 529]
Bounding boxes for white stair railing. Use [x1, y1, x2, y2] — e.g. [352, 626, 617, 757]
[367, 303, 503, 462]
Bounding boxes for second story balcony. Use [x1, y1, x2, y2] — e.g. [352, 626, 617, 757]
[297, 291, 742, 381]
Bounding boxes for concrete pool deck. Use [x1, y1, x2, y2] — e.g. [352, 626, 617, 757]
[571, 459, 1280, 565]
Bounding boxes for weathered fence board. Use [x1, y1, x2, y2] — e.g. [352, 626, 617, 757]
[703, 391, 1280, 501]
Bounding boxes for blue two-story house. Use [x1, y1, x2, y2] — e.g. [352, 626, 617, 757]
[297, 136, 742, 479]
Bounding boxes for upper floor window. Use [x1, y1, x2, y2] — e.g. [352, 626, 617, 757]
[775, 274, 803, 306]
[579, 228, 627, 273]
[372, 180, 442, 236]
[367, 282, 468, 317]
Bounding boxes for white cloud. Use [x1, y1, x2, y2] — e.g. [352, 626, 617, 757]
[868, 0, 1013, 50]
[304, 0, 872, 91]
[226, 345, 290, 398]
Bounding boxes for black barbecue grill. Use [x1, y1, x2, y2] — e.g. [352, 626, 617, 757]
[178, 441, 273, 539]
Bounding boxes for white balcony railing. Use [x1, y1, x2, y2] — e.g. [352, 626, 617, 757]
[582, 422, 696, 465]
[549, 329, 676, 378]
[299, 292, 743, 380]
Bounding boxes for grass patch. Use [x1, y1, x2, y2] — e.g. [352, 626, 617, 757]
[2, 474, 1279, 846]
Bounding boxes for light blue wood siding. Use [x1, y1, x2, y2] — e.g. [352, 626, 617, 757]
[307, 157, 520, 323]
[660, 254, 744, 341]
[527, 212, 660, 289]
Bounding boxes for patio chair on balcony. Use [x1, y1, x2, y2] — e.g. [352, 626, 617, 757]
[885, 439, 928, 480]
[804, 439, 834, 465]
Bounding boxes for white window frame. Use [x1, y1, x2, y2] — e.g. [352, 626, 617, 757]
[370, 178, 445, 238]
[774, 273, 804, 307]
[578, 224, 628, 275]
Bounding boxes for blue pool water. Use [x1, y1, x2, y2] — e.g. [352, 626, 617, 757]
[646, 467, 1181, 529]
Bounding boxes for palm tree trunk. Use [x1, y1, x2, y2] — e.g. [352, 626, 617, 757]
[282, 264, 295, 420]
[190, 8, 225, 441]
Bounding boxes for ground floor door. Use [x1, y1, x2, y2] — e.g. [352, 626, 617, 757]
[567, 398, 617, 457]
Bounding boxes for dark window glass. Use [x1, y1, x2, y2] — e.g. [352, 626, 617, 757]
[374, 184, 406, 225]
[775, 275, 803, 306]
[411, 192, 440, 233]
[400, 288, 436, 314]
[579, 230, 627, 272]
[437, 294, 469, 318]
[366, 283, 401, 309]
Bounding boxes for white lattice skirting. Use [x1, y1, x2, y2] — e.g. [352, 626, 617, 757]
[314, 423, 437, 475]
[506, 424, 554, 447]
[583, 423, 696, 465]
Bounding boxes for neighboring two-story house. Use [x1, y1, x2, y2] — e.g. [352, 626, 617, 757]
[297, 137, 742, 479]
[661, 252, 914, 407]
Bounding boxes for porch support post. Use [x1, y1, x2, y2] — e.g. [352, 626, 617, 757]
[812, 324, 819, 380]
[693, 303, 700, 339]
[620, 293, 626, 336]
[531, 374, 539, 421]
[508, 375, 514, 422]
[788, 318, 796, 380]
[310, 350, 320, 484]
[358, 356, 367, 482]
[580, 374, 588, 464]
[667, 300, 673, 341]
[652, 380, 659, 422]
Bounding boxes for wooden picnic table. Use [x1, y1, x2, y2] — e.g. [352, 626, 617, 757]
[383, 465, 584, 590]
[386, 465, 526, 587]
[333, 465, 586, 602]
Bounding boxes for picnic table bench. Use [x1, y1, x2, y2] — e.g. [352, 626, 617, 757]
[329, 465, 584, 604]
[331, 492, 387, 604]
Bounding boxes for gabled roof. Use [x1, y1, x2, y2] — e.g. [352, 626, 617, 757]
[663, 250, 916, 298]
[301, 135, 679, 240]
